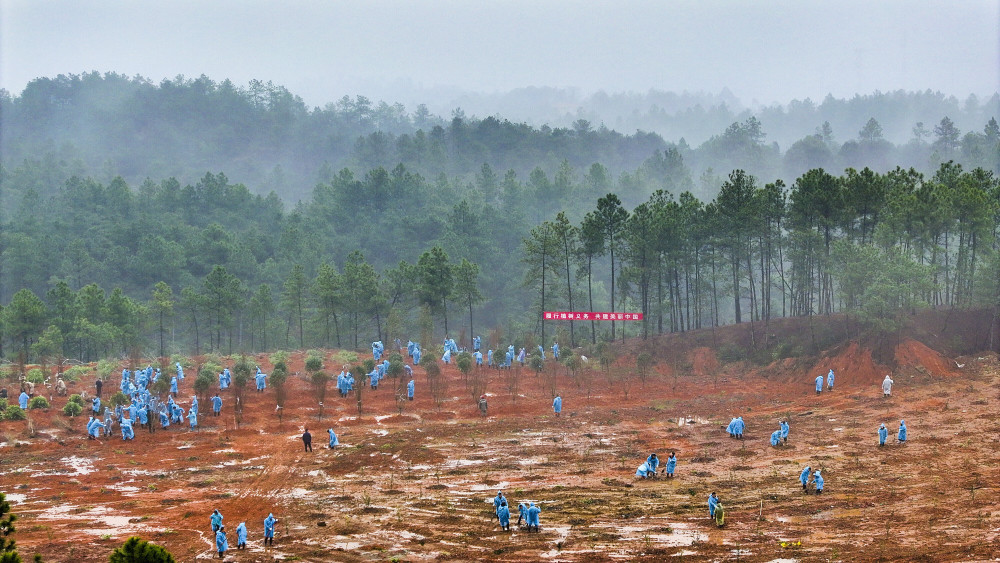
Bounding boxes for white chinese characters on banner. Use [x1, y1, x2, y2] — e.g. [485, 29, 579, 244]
[543, 311, 643, 321]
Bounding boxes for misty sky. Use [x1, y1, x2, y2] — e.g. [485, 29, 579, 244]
[2, 0, 998, 109]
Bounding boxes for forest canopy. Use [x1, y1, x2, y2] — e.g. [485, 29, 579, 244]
[0, 73, 998, 363]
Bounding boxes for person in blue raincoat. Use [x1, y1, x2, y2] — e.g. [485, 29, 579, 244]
[328, 428, 339, 448]
[211, 509, 224, 532]
[552, 342, 560, 360]
[780, 420, 790, 444]
[235, 522, 247, 550]
[442, 348, 451, 364]
[664, 452, 677, 478]
[474, 350, 483, 366]
[120, 416, 134, 440]
[212, 394, 222, 416]
[708, 493, 719, 518]
[492, 491, 505, 521]
[537, 345, 545, 361]
[487, 349, 494, 367]
[526, 502, 541, 532]
[473, 336, 481, 352]
[812, 469, 824, 494]
[215, 525, 228, 559]
[407, 340, 415, 358]
[187, 407, 197, 431]
[87, 416, 104, 439]
[263, 513, 277, 546]
[255, 369, 267, 392]
[734, 417, 745, 439]
[815, 374, 824, 394]
[726, 417, 737, 437]
[770, 429, 782, 446]
[159, 404, 170, 429]
[552, 395, 562, 416]
[497, 501, 510, 531]
[104, 407, 114, 436]
[878, 423, 888, 446]
[517, 348, 526, 365]
[407, 379, 415, 401]
[170, 375, 178, 395]
[635, 453, 658, 478]
[799, 466, 811, 493]
[897, 420, 907, 443]
[91, 396, 101, 414]
[827, 369, 835, 391]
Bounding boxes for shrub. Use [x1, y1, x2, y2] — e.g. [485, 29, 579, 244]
[68, 394, 85, 406]
[4, 406, 26, 421]
[109, 391, 130, 408]
[62, 365, 90, 382]
[109, 536, 177, 563]
[97, 359, 118, 380]
[26, 368, 46, 384]
[269, 351, 289, 367]
[305, 355, 323, 374]
[63, 402, 84, 417]
[717, 343, 746, 364]
[199, 363, 222, 380]
[28, 396, 49, 409]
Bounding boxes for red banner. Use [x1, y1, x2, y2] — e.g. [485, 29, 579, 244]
[544, 311, 644, 321]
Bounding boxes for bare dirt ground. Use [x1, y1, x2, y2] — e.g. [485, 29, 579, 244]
[2, 334, 1000, 562]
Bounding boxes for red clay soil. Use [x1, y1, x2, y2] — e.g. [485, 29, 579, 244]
[689, 347, 719, 378]
[894, 338, 960, 377]
[2, 315, 999, 562]
[810, 341, 889, 389]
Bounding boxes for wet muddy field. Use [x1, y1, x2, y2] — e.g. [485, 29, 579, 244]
[2, 347, 999, 561]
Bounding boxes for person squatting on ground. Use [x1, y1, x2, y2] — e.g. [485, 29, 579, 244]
[636, 453, 659, 478]
[770, 428, 783, 446]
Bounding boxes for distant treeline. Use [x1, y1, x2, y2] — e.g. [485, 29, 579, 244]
[0, 155, 997, 364]
[1, 73, 997, 204]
